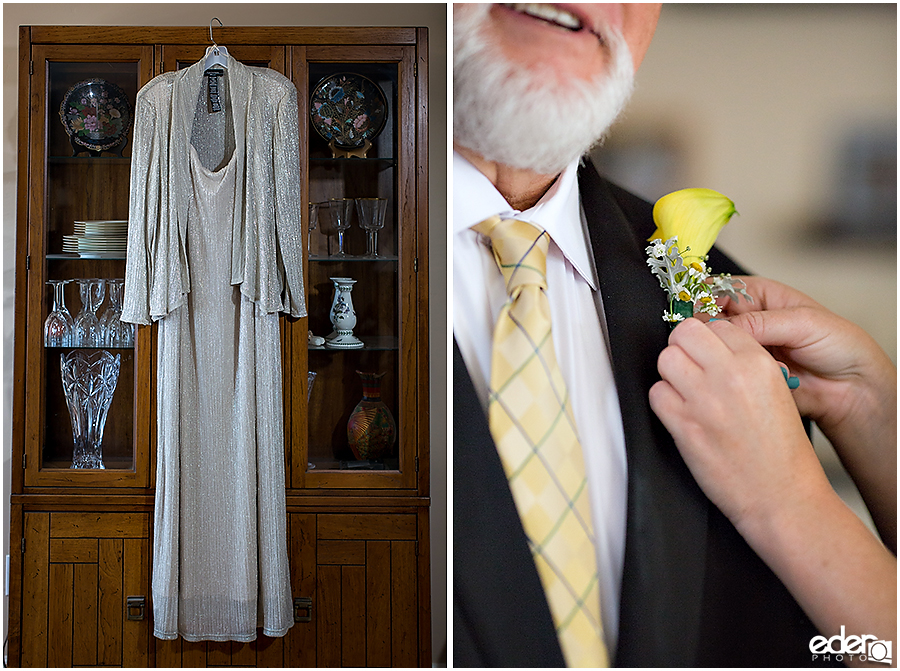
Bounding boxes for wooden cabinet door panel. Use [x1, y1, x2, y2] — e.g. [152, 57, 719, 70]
[155, 633, 285, 667]
[308, 513, 419, 667]
[20, 512, 150, 668]
[287, 513, 317, 666]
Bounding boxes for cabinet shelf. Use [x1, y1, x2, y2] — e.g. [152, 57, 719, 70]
[309, 157, 395, 166]
[308, 457, 400, 471]
[48, 155, 130, 164]
[309, 254, 398, 262]
[308, 335, 399, 351]
[47, 253, 126, 260]
[41, 457, 134, 471]
[44, 345, 135, 351]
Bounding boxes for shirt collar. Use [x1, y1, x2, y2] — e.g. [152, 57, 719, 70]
[453, 151, 597, 290]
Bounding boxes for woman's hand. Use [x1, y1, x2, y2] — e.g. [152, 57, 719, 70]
[649, 318, 831, 533]
[716, 277, 896, 550]
[716, 277, 896, 443]
[650, 315, 896, 659]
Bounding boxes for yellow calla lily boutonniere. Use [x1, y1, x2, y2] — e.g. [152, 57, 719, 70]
[646, 188, 752, 324]
[650, 188, 737, 262]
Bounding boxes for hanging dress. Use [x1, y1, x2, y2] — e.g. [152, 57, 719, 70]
[124, 58, 304, 642]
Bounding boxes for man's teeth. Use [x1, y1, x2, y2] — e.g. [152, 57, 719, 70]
[504, 3, 583, 31]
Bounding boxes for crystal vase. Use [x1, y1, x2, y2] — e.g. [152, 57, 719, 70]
[347, 371, 396, 461]
[61, 350, 121, 469]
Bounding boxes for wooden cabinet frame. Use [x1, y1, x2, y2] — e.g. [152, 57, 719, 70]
[9, 25, 430, 668]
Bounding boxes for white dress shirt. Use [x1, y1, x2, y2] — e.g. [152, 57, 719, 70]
[453, 151, 628, 657]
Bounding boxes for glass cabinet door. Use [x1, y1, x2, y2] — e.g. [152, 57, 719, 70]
[24, 45, 153, 487]
[293, 46, 419, 489]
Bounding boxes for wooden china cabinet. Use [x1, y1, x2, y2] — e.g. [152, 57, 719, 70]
[8, 25, 430, 667]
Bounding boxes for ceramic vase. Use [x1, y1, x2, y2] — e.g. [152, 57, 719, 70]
[347, 371, 396, 461]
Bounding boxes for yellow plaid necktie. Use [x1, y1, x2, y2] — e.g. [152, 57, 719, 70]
[473, 215, 609, 668]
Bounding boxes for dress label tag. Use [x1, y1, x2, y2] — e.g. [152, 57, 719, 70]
[204, 69, 224, 113]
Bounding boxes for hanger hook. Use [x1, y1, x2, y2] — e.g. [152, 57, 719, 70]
[209, 17, 223, 47]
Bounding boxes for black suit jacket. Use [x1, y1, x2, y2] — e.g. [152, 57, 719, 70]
[454, 161, 825, 667]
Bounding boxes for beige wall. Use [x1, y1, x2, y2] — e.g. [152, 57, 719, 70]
[597, 4, 896, 356]
[591, 4, 896, 530]
[1, 3, 448, 662]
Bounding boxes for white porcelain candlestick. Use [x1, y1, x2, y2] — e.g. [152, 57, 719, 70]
[325, 277, 364, 349]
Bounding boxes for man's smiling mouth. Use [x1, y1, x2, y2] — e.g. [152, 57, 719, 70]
[498, 3, 607, 45]
[500, 3, 584, 31]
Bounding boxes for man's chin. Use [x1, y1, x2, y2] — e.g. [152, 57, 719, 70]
[453, 77, 627, 176]
[457, 140, 590, 177]
[455, 142, 571, 182]
[454, 9, 635, 176]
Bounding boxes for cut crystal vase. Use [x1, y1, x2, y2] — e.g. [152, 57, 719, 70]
[61, 350, 121, 469]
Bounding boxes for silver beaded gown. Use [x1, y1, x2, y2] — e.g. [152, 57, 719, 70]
[123, 59, 304, 642]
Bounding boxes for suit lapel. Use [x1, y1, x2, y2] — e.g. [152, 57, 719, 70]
[452, 342, 565, 667]
[578, 162, 708, 667]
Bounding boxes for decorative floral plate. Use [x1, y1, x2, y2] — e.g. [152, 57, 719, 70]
[310, 73, 387, 150]
[59, 78, 133, 153]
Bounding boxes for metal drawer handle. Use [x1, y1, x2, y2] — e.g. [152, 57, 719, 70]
[126, 595, 146, 621]
[294, 596, 313, 623]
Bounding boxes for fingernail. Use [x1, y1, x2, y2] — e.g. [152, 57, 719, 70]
[781, 367, 800, 389]
[708, 318, 719, 322]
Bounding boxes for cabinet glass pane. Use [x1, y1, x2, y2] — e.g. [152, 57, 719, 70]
[306, 62, 401, 473]
[41, 60, 139, 473]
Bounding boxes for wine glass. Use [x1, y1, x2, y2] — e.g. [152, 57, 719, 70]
[308, 202, 320, 256]
[73, 278, 105, 347]
[100, 279, 133, 347]
[355, 197, 388, 258]
[307, 371, 317, 470]
[328, 198, 354, 258]
[44, 279, 75, 347]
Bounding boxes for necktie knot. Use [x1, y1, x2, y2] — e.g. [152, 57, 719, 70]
[473, 216, 549, 295]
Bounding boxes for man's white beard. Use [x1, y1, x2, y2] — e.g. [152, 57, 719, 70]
[454, 4, 635, 175]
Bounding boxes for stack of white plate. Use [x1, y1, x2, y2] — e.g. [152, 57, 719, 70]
[63, 220, 129, 258]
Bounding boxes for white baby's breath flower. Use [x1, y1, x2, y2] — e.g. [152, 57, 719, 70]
[648, 238, 668, 259]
